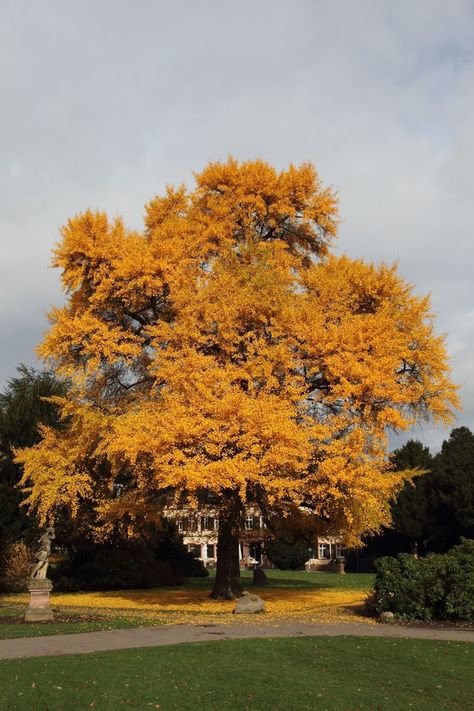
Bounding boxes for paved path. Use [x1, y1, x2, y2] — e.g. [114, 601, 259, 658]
[1, 621, 473, 660]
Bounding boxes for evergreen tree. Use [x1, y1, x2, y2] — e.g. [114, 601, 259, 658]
[430, 427, 474, 551]
[365, 429, 474, 557]
[0, 365, 66, 543]
[390, 440, 434, 548]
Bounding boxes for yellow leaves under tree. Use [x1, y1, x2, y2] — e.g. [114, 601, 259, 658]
[16, 158, 458, 598]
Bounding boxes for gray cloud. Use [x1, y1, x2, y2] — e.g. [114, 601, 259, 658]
[1, 0, 473, 451]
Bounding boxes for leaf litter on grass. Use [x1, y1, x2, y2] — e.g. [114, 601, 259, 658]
[1, 586, 374, 627]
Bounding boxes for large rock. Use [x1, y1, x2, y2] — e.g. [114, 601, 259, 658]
[234, 591, 265, 614]
[379, 611, 396, 623]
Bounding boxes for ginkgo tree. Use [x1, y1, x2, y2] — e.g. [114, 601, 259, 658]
[16, 158, 458, 598]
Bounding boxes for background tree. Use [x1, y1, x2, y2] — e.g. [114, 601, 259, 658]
[16, 158, 458, 598]
[361, 428, 474, 560]
[429, 427, 474, 551]
[0, 365, 66, 544]
[390, 440, 434, 551]
[357, 439, 434, 561]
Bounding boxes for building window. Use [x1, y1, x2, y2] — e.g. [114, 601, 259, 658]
[187, 544, 201, 557]
[318, 543, 330, 560]
[200, 516, 216, 532]
[206, 544, 215, 559]
[179, 517, 198, 532]
[335, 544, 345, 558]
[245, 515, 260, 530]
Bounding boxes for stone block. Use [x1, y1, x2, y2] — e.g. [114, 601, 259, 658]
[25, 578, 54, 623]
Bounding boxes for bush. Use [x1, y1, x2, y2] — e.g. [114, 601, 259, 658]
[49, 522, 208, 592]
[0, 540, 33, 592]
[51, 542, 184, 592]
[265, 538, 311, 570]
[153, 525, 208, 578]
[374, 554, 431, 620]
[374, 538, 474, 621]
[440, 539, 474, 619]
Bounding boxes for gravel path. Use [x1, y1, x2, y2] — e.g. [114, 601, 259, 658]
[1, 620, 473, 660]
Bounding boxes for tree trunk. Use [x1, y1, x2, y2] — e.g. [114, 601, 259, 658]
[210, 504, 243, 600]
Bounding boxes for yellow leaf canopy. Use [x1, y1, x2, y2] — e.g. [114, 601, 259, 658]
[16, 158, 458, 544]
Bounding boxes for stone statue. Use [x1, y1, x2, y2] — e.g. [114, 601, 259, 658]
[31, 527, 55, 579]
[25, 526, 56, 621]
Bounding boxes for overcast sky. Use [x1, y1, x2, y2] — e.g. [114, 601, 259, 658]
[1, 0, 473, 451]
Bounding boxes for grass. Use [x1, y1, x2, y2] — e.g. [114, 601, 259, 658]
[0, 571, 375, 639]
[0, 605, 158, 639]
[188, 569, 375, 591]
[0, 636, 472, 710]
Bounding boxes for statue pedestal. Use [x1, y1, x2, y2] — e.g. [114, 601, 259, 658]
[25, 578, 54, 622]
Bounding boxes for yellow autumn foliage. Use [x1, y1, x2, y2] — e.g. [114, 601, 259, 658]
[15, 157, 458, 545]
[0, 587, 370, 626]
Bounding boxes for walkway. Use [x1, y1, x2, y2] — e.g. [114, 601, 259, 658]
[1, 621, 473, 660]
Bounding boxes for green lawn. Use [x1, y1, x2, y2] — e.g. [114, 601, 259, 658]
[0, 606, 160, 640]
[0, 636, 472, 710]
[185, 569, 375, 591]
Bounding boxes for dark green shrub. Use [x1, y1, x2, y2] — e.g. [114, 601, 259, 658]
[153, 524, 208, 578]
[51, 542, 184, 592]
[422, 553, 448, 618]
[50, 523, 207, 591]
[374, 554, 430, 620]
[265, 538, 311, 570]
[374, 539, 474, 621]
[441, 539, 474, 619]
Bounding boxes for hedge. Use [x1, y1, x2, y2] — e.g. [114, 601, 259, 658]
[374, 538, 474, 621]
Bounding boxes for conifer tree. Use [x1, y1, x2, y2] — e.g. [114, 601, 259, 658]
[390, 440, 434, 547]
[370, 429, 474, 556]
[0, 365, 66, 543]
[431, 427, 474, 550]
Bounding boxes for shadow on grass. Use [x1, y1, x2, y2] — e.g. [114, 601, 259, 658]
[185, 570, 375, 591]
[69, 583, 369, 614]
[0, 572, 375, 621]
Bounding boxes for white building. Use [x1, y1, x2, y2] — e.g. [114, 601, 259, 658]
[167, 508, 345, 570]
[305, 536, 346, 571]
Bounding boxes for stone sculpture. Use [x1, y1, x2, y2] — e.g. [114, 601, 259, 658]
[31, 527, 55, 579]
[25, 526, 55, 622]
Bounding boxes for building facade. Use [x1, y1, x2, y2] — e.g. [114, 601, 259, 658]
[167, 508, 345, 570]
